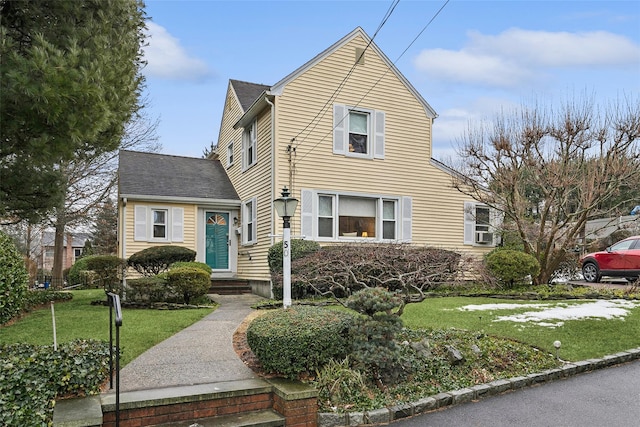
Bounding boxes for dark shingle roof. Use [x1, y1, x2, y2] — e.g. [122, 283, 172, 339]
[230, 79, 270, 111]
[118, 150, 239, 201]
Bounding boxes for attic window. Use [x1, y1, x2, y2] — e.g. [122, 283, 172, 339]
[355, 47, 365, 65]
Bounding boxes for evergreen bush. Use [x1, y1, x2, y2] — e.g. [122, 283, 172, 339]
[166, 266, 210, 304]
[170, 261, 212, 275]
[268, 239, 321, 273]
[485, 249, 540, 288]
[67, 254, 101, 287]
[128, 245, 196, 276]
[85, 255, 125, 295]
[0, 230, 29, 325]
[247, 306, 355, 379]
[126, 276, 172, 303]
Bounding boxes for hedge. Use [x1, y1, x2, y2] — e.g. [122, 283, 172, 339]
[0, 230, 29, 325]
[247, 306, 355, 379]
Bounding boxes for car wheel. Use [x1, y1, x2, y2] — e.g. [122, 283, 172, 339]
[582, 262, 601, 283]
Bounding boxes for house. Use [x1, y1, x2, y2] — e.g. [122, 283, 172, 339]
[118, 27, 496, 297]
[37, 230, 92, 272]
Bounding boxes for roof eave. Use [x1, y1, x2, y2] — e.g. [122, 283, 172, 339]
[232, 90, 273, 129]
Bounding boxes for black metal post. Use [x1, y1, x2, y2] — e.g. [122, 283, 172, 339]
[107, 292, 123, 427]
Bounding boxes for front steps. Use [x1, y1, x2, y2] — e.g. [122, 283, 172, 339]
[156, 409, 285, 426]
[210, 278, 252, 295]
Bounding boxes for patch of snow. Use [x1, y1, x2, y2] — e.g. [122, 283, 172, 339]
[458, 300, 640, 328]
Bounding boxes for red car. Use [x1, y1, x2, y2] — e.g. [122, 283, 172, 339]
[580, 235, 640, 283]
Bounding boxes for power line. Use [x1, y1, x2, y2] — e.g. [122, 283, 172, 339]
[290, 0, 401, 149]
[296, 0, 450, 163]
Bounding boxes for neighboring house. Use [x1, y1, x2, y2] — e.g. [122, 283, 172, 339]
[118, 150, 241, 277]
[118, 27, 497, 297]
[38, 231, 91, 272]
[585, 215, 640, 241]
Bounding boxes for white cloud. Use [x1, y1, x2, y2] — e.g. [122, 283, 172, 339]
[414, 28, 640, 88]
[142, 22, 213, 81]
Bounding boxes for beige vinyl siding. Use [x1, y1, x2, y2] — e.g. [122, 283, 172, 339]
[122, 201, 197, 259]
[218, 87, 274, 282]
[273, 34, 489, 258]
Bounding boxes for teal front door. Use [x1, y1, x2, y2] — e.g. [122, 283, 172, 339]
[205, 212, 229, 270]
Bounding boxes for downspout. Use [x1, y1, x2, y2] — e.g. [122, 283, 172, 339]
[121, 197, 127, 297]
[265, 95, 276, 246]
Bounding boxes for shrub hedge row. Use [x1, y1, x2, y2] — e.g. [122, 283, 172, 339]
[0, 230, 29, 325]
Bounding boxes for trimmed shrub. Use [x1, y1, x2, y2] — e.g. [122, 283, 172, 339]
[0, 230, 29, 325]
[268, 239, 321, 273]
[0, 339, 110, 426]
[23, 290, 73, 311]
[166, 266, 210, 304]
[126, 276, 173, 303]
[67, 254, 101, 287]
[247, 306, 355, 379]
[85, 255, 125, 295]
[170, 261, 212, 275]
[128, 245, 196, 276]
[485, 249, 540, 288]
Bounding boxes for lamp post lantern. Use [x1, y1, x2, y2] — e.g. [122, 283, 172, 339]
[273, 186, 298, 308]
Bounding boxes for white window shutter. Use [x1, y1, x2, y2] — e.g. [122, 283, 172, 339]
[333, 104, 346, 154]
[241, 133, 247, 170]
[251, 197, 257, 243]
[464, 202, 475, 245]
[300, 189, 314, 238]
[374, 110, 385, 159]
[172, 207, 184, 242]
[401, 196, 412, 242]
[134, 205, 147, 241]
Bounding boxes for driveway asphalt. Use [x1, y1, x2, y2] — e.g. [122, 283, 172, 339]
[114, 293, 264, 392]
[391, 359, 640, 427]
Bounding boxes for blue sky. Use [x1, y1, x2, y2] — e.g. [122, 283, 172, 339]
[141, 0, 640, 160]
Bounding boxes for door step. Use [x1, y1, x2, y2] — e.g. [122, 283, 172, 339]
[155, 409, 285, 427]
[210, 279, 252, 295]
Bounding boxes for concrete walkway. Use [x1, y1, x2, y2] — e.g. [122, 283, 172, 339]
[113, 293, 264, 392]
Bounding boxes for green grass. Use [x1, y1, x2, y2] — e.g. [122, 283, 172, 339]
[0, 289, 215, 366]
[402, 297, 640, 361]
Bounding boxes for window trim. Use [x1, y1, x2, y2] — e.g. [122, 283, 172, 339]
[241, 119, 257, 171]
[464, 202, 496, 246]
[133, 205, 184, 243]
[333, 104, 385, 159]
[241, 197, 257, 245]
[302, 190, 407, 242]
[227, 141, 234, 168]
[151, 208, 169, 241]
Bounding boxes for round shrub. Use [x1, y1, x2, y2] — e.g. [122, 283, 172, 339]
[166, 266, 210, 304]
[68, 254, 101, 287]
[246, 306, 355, 379]
[128, 245, 196, 276]
[485, 249, 540, 288]
[170, 261, 212, 275]
[0, 231, 29, 324]
[268, 239, 321, 273]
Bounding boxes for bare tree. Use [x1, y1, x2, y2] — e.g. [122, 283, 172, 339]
[450, 95, 640, 285]
[50, 111, 160, 284]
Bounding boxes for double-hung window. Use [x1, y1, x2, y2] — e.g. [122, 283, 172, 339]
[242, 120, 257, 170]
[152, 208, 168, 239]
[242, 197, 257, 245]
[227, 141, 234, 167]
[301, 190, 410, 242]
[333, 104, 385, 159]
[134, 205, 184, 243]
[464, 202, 495, 245]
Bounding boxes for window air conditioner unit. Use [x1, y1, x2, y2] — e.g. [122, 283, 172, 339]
[475, 231, 493, 244]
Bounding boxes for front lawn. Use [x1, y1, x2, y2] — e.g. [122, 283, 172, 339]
[402, 296, 640, 361]
[0, 289, 215, 366]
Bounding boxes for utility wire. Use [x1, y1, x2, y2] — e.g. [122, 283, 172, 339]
[296, 0, 450, 163]
[290, 0, 400, 149]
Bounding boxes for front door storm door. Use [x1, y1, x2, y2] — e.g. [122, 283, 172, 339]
[205, 212, 229, 270]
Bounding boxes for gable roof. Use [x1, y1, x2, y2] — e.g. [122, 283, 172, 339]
[232, 27, 437, 129]
[118, 150, 239, 203]
[230, 79, 270, 112]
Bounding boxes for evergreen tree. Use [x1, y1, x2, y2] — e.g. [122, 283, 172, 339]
[0, 0, 147, 223]
[92, 199, 118, 255]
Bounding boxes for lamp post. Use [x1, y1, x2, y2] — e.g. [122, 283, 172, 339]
[274, 186, 298, 308]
